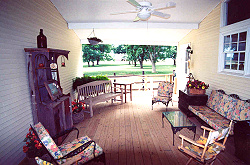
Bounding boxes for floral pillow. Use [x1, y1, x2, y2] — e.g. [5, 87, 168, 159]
[33, 122, 65, 164]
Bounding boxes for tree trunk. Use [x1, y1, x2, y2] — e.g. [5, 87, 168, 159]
[152, 62, 156, 73]
[139, 54, 144, 69]
[134, 61, 137, 67]
[173, 59, 176, 66]
[97, 60, 99, 65]
[139, 61, 143, 69]
[92, 61, 94, 66]
[88, 62, 90, 67]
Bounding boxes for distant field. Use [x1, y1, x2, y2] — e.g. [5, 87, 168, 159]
[82, 61, 176, 76]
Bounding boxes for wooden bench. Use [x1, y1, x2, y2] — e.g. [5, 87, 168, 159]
[77, 80, 123, 117]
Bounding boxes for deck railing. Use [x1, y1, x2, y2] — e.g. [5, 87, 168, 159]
[107, 74, 174, 91]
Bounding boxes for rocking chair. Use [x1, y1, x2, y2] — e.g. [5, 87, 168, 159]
[152, 81, 174, 110]
[31, 122, 105, 165]
[178, 120, 233, 165]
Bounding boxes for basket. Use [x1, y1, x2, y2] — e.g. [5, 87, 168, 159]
[72, 110, 84, 124]
[188, 88, 206, 95]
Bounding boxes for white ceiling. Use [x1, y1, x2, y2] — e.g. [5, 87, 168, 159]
[50, 0, 221, 45]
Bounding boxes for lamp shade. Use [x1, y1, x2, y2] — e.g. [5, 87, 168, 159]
[138, 7, 151, 20]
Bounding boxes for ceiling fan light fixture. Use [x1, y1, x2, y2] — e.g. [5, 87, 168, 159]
[138, 13, 151, 20]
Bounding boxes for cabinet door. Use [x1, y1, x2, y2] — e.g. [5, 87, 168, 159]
[64, 96, 73, 129]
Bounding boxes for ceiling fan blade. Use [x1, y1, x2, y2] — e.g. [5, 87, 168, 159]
[154, 2, 176, 11]
[152, 11, 171, 19]
[127, 0, 141, 7]
[133, 16, 141, 22]
[110, 10, 137, 15]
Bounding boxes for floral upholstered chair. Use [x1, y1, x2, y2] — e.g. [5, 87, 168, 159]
[178, 120, 233, 165]
[152, 81, 174, 110]
[31, 122, 105, 165]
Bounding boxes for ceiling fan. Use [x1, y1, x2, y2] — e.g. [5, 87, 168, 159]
[111, 0, 176, 22]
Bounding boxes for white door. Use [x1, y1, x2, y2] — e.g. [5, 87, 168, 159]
[176, 44, 190, 93]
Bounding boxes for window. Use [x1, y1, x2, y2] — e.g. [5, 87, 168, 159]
[219, 0, 250, 77]
[223, 32, 247, 71]
[226, 0, 250, 26]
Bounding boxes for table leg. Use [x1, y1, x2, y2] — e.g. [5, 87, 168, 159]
[130, 84, 132, 101]
[172, 127, 183, 146]
[114, 84, 117, 93]
[173, 131, 175, 146]
[162, 113, 164, 128]
[124, 84, 127, 103]
[187, 126, 196, 140]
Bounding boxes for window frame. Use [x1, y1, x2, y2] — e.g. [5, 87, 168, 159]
[218, 1, 250, 78]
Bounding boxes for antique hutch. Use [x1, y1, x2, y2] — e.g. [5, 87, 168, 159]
[24, 48, 73, 137]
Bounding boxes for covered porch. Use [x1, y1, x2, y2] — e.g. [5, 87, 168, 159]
[59, 91, 245, 165]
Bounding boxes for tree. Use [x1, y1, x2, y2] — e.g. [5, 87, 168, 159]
[145, 45, 168, 73]
[165, 46, 177, 66]
[113, 44, 127, 54]
[138, 45, 148, 69]
[96, 44, 112, 65]
[82, 45, 97, 67]
[126, 45, 141, 67]
[82, 44, 113, 66]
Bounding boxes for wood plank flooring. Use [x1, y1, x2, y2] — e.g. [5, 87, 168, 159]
[66, 91, 246, 165]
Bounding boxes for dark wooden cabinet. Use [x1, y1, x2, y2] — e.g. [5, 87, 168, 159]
[178, 90, 208, 116]
[25, 48, 73, 137]
[234, 120, 250, 164]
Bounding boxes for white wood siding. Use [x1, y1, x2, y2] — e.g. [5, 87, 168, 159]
[0, 0, 82, 164]
[178, 4, 250, 100]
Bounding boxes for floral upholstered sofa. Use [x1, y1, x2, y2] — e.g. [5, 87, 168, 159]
[188, 90, 250, 134]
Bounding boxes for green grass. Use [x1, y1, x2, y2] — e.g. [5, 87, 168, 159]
[82, 62, 176, 76]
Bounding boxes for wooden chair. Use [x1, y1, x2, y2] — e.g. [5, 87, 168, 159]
[152, 81, 174, 110]
[31, 122, 105, 165]
[178, 120, 233, 165]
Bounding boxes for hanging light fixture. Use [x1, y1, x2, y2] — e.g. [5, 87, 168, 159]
[61, 56, 66, 67]
[87, 29, 103, 45]
[186, 45, 193, 54]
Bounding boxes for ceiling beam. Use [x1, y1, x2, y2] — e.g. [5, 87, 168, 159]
[68, 22, 199, 29]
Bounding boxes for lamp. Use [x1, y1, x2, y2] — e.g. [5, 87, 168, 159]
[186, 45, 193, 54]
[61, 56, 66, 67]
[137, 8, 151, 20]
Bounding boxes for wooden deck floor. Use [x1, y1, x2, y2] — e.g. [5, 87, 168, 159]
[67, 91, 246, 165]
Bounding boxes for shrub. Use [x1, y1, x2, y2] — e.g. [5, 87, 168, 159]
[72, 75, 109, 90]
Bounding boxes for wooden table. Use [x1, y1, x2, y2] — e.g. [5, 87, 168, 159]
[113, 82, 133, 103]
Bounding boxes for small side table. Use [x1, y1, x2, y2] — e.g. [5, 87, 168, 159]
[162, 111, 196, 146]
[113, 82, 133, 103]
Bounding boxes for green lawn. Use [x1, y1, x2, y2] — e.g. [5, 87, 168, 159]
[82, 62, 176, 76]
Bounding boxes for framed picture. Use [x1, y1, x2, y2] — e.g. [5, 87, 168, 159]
[44, 80, 62, 101]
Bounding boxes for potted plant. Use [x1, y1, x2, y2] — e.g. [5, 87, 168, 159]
[87, 37, 103, 45]
[72, 100, 85, 124]
[186, 79, 209, 95]
[23, 128, 45, 159]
